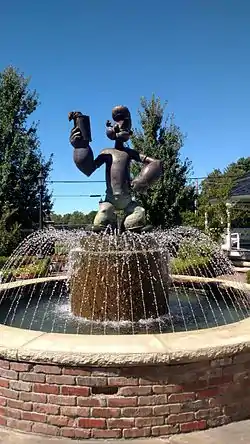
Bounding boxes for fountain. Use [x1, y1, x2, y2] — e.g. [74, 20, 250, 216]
[0, 107, 250, 439]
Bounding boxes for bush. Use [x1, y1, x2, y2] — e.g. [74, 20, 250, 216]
[0, 210, 22, 256]
[171, 256, 212, 277]
[13, 258, 51, 279]
[247, 270, 250, 284]
[0, 256, 9, 269]
[2, 258, 51, 281]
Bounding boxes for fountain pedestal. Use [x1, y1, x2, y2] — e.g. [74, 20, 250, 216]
[69, 234, 169, 322]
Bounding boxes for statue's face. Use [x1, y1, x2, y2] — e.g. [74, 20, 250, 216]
[106, 105, 133, 142]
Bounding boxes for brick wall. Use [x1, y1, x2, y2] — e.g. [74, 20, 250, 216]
[0, 354, 250, 439]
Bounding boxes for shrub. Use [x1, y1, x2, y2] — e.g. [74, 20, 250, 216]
[12, 258, 51, 279]
[171, 256, 212, 277]
[0, 256, 9, 269]
[247, 270, 250, 284]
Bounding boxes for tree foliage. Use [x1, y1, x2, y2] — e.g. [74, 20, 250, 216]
[197, 157, 250, 231]
[51, 210, 97, 226]
[0, 66, 53, 236]
[131, 96, 195, 228]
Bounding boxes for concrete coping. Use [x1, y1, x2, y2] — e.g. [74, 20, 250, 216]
[0, 275, 249, 367]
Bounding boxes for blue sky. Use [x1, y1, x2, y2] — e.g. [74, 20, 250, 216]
[1, 0, 250, 214]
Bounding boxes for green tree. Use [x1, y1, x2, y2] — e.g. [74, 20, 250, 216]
[0, 66, 53, 232]
[51, 210, 97, 227]
[131, 96, 195, 228]
[197, 157, 250, 231]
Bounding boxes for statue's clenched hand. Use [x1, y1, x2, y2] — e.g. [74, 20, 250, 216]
[70, 127, 83, 148]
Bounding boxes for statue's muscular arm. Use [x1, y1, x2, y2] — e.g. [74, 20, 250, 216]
[129, 149, 163, 193]
[70, 126, 106, 176]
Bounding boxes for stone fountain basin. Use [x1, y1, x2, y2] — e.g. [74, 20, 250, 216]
[0, 275, 249, 365]
[0, 275, 250, 439]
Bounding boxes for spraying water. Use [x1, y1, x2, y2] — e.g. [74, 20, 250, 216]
[0, 227, 249, 335]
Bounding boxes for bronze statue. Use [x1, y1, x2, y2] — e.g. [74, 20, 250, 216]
[69, 105, 163, 231]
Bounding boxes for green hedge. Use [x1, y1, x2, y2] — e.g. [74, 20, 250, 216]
[0, 256, 9, 269]
[171, 256, 214, 277]
[247, 270, 250, 284]
[1, 258, 51, 282]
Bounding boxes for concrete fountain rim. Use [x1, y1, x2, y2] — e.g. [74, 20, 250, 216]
[0, 274, 249, 367]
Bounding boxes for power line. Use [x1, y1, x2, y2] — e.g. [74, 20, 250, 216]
[49, 175, 247, 184]
[54, 194, 102, 198]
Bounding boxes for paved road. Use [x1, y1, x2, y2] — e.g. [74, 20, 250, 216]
[0, 421, 250, 443]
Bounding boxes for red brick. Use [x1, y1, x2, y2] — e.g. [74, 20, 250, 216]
[92, 407, 120, 418]
[119, 386, 151, 396]
[0, 368, 17, 380]
[22, 411, 46, 422]
[34, 383, 59, 394]
[10, 381, 31, 392]
[0, 360, 10, 369]
[108, 377, 138, 386]
[32, 423, 59, 436]
[61, 406, 89, 417]
[63, 428, 91, 439]
[138, 394, 168, 405]
[197, 388, 220, 398]
[78, 418, 106, 428]
[167, 412, 194, 424]
[33, 365, 61, 374]
[46, 375, 75, 385]
[122, 406, 152, 417]
[76, 376, 107, 386]
[0, 406, 21, 419]
[135, 416, 164, 427]
[0, 416, 6, 426]
[153, 384, 182, 394]
[168, 393, 195, 403]
[195, 407, 221, 419]
[7, 418, 32, 431]
[61, 386, 89, 396]
[61, 428, 75, 438]
[33, 403, 59, 415]
[48, 395, 76, 406]
[62, 368, 90, 376]
[20, 392, 46, 403]
[0, 378, 9, 388]
[93, 429, 122, 438]
[154, 404, 181, 415]
[108, 418, 134, 428]
[123, 427, 151, 438]
[48, 415, 71, 427]
[7, 399, 32, 411]
[0, 388, 18, 399]
[180, 420, 207, 432]
[10, 363, 32, 372]
[152, 424, 179, 436]
[108, 397, 137, 407]
[77, 397, 106, 407]
[20, 372, 45, 383]
[0, 397, 6, 406]
[75, 429, 91, 438]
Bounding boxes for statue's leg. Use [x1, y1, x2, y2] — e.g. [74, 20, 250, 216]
[123, 200, 146, 231]
[93, 201, 116, 229]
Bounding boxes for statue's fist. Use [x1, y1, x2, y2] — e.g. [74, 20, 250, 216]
[70, 127, 84, 149]
[131, 178, 148, 194]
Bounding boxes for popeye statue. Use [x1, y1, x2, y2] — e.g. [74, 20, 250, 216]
[69, 105, 163, 232]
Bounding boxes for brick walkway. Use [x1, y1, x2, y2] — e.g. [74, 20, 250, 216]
[1, 421, 250, 443]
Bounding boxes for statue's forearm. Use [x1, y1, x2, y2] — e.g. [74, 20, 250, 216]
[73, 146, 96, 177]
[133, 156, 163, 192]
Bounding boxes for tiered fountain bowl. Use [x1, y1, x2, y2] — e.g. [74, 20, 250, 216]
[0, 227, 250, 440]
